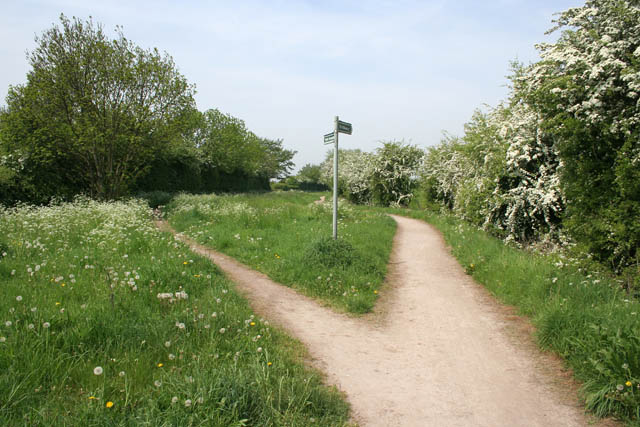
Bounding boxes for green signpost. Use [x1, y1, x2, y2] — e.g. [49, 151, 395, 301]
[325, 116, 353, 240]
[337, 120, 352, 135]
[323, 132, 335, 144]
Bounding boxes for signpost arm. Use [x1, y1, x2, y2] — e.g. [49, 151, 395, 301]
[333, 116, 339, 240]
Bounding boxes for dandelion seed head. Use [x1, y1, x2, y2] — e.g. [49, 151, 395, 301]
[93, 366, 103, 375]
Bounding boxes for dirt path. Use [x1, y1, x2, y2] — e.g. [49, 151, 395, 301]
[158, 215, 601, 426]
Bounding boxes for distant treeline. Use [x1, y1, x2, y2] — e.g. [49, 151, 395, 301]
[0, 15, 294, 205]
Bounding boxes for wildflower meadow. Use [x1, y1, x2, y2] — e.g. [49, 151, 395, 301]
[0, 198, 349, 425]
[166, 191, 396, 314]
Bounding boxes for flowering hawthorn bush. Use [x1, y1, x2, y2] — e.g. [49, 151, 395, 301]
[421, 100, 564, 244]
[320, 149, 373, 204]
[519, 0, 640, 271]
[422, 0, 639, 274]
[320, 142, 423, 206]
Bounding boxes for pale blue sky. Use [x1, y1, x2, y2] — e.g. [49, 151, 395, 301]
[1, 0, 583, 171]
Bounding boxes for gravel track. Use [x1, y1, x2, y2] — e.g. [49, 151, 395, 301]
[158, 215, 605, 426]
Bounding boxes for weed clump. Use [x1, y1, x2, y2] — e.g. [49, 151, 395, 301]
[305, 237, 358, 268]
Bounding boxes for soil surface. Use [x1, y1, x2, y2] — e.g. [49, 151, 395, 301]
[157, 215, 611, 427]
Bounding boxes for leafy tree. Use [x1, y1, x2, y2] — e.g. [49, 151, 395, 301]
[0, 14, 196, 200]
[297, 163, 323, 184]
[251, 135, 296, 180]
[197, 109, 295, 182]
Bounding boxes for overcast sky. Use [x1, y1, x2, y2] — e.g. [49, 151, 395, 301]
[1, 0, 584, 172]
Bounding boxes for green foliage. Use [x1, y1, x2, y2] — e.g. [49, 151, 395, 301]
[134, 142, 203, 194]
[136, 190, 175, 209]
[198, 109, 296, 181]
[294, 163, 329, 192]
[0, 198, 350, 425]
[297, 163, 323, 184]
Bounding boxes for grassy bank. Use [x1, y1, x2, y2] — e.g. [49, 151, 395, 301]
[387, 207, 640, 423]
[165, 191, 396, 314]
[0, 198, 349, 426]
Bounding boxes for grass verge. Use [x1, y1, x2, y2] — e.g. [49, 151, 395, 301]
[0, 197, 350, 426]
[387, 207, 640, 424]
[165, 191, 396, 314]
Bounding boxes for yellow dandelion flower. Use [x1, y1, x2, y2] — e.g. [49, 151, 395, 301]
[55, 302, 61, 306]
[267, 362, 273, 366]
[250, 322, 256, 326]
[626, 381, 633, 387]
[61, 283, 65, 287]
[374, 290, 378, 295]
[88, 396, 97, 400]
[183, 261, 188, 265]
[106, 401, 114, 408]
[157, 363, 163, 368]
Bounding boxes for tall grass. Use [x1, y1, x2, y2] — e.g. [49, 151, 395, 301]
[0, 197, 349, 425]
[165, 191, 396, 314]
[388, 207, 640, 424]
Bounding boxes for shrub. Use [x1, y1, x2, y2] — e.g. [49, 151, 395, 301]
[304, 237, 358, 268]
